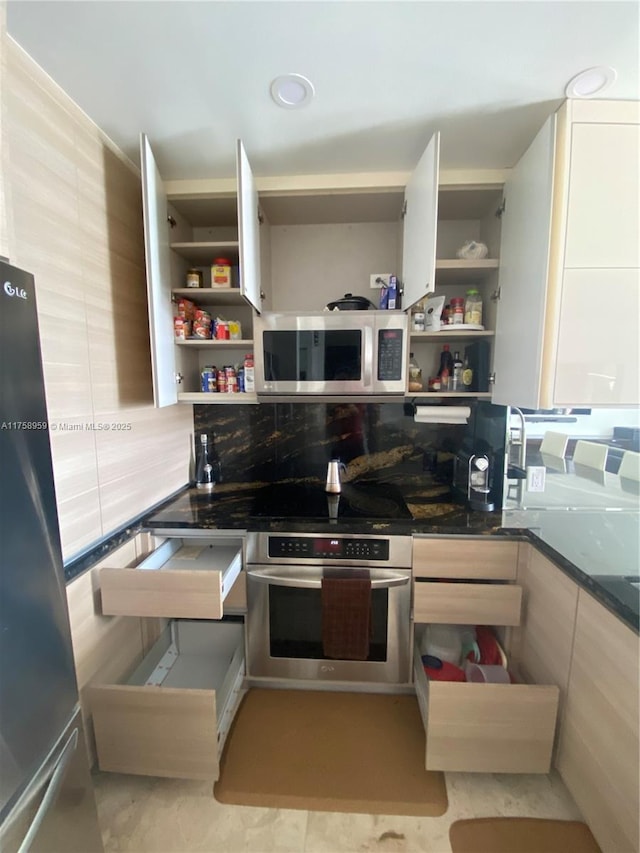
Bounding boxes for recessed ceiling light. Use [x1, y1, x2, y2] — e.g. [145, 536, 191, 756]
[565, 66, 617, 98]
[270, 74, 315, 109]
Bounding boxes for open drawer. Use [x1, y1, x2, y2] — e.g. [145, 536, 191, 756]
[91, 620, 244, 781]
[100, 537, 243, 619]
[414, 580, 522, 626]
[413, 634, 559, 774]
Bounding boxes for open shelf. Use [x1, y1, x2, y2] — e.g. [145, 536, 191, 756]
[178, 392, 259, 405]
[435, 259, 499, 283]
[175, 339, 253, 348]
[170, 241, 240, 263]
[172, 288, 246, 307]
[411, 330, 495, 341]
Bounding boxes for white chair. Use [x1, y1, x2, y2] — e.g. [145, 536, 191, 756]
[618, 450, 640, 481]
[573, 440, 608, 471]
[539, 431, 570, 458]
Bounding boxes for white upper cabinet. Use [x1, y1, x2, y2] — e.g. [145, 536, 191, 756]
[401, 132, 440, 310]
[140, 134, 178, 407]
[564, 122, 640, 269]
[236, 139, 262, 314]
[492, 99, 640, 409]
[491, 116, 556, 409]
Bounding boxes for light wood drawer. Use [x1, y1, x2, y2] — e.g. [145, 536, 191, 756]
[413, 538, 518, 580]
[413, 641, 558, 773]
[100, 537, 243, 620]
[90, 620, 244, 781]
[414, 580, 522, 626]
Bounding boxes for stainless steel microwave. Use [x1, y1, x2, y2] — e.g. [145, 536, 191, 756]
[253, 312, 409, 396]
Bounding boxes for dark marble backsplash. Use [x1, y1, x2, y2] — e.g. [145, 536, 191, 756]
[193, 401, 506, 503]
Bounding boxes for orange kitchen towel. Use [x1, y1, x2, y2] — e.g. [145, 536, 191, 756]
[321, 577, 371, 660]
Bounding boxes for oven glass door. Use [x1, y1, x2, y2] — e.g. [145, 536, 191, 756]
[263, 329, 363, 383]
[268, 584, 389, 662]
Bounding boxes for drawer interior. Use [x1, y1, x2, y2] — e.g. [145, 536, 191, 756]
[138, 537, 243, 574]
[412, 627, 559, 774]
[128, 619, 244, 702]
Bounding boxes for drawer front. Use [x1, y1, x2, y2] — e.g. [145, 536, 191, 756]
[101, 568, 226, 619]
[414, 581, 522, 626]
[413, 648, 558, 773]
[91, 684, 219, 780]
[100, 538, 242, 620]
[413, 538, 518, 580]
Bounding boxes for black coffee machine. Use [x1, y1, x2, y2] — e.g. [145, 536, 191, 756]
[452, 402, 507, 512]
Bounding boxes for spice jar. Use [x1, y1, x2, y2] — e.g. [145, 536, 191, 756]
[450, 297, 465, 324]
[186, 268, 203, 288]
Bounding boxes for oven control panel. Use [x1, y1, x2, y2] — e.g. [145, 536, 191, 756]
[268, 536, 390, 560]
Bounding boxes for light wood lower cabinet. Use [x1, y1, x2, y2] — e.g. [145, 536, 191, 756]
[100, 536, 243, 620]
[413, 537, 518, 580]
[91, 620, 245, 781]
[556, 591, 639, 853]
[414, 580, 522, 626]
[411, 536, 558, 773]
[512, 545, 579, 736]
[413, 636, 559, 773]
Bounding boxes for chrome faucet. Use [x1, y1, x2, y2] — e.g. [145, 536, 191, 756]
[509, 406, 527, 470]
[325, 459, 347, 494]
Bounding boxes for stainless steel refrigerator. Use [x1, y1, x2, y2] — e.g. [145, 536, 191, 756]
[0, 260, 103, 852]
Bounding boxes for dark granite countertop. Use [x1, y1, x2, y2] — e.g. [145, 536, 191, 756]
[66, 479, 637, 634]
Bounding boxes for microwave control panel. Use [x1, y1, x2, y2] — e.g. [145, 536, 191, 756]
[377, 329, 404, 380]
[268, 537, 390, 561]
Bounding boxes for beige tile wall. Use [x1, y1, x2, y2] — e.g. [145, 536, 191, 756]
[2, 33, 193, 559]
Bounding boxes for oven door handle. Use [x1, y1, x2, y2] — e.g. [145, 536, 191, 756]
[246, 567, 410, 589]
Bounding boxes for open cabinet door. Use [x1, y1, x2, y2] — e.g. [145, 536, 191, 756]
[236, 140, 262, 314]
[491, 115, 556, 408]
[140, 134, 178, 407]
[401, 132, 440, 310]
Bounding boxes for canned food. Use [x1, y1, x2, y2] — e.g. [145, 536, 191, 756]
[215, 320, 230, 340]
[216, 371, 228, 393]
[174, 317, 191, 339]
[201, 369, 213, 392]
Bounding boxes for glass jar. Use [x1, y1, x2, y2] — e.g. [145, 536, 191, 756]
[186, 268, 203, 288]
[408, 352, 423, 392]
[464, 288, 483, 326]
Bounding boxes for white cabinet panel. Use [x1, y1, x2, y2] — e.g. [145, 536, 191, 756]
[565, 123, 640, 269]
[554, 267, 640, 406]
[140, 134, 178, 407]
[491, 115, 556, 409]
[236, 139, 262, 314]
[402, 132, 439, 310]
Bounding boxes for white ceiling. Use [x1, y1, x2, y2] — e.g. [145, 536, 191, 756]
[7, 1, 640, 181]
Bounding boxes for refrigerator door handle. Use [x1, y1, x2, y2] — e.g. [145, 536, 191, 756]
[17, 728, 79, 853]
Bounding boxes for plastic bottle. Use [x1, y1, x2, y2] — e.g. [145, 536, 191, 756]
[437, 344, 454, 391]
[464, 288, 483, 326]
[451, 350, 463, 391]
[408, 352, 423, 392]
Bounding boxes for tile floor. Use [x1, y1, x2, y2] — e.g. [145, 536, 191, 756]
[93, 767, 583, 853]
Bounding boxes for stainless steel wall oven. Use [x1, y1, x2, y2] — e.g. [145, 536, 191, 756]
[246, 532, 412, 685]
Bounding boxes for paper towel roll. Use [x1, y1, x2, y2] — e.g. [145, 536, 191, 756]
[414, 406, 470, 424]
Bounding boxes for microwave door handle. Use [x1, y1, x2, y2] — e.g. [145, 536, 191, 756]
[363, 325, 374, 390]
[246, 568, 409, 589]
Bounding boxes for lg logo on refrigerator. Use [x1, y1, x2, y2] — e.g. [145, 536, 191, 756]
[3, 281, 27, 299]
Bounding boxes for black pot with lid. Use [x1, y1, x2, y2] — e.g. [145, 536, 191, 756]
[326, 293, 376, 311]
